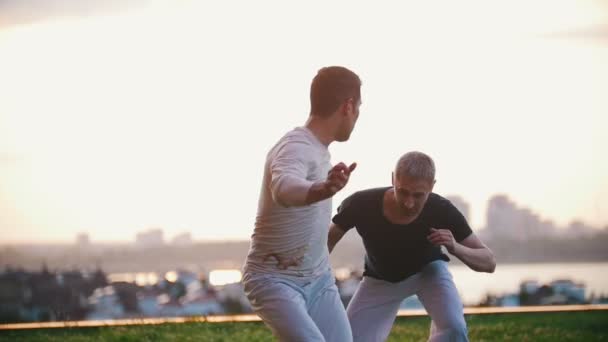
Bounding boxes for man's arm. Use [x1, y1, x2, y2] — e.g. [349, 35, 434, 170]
[305, 162, 357, 205]
[427, 229, 496, 273]
[328, 223, 347, 254]
[271, 143, 357, 206]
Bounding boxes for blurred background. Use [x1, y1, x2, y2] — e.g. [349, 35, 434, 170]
[1, 0, 607, 323]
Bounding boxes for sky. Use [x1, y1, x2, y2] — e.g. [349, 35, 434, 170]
[0, 0, 607, 243]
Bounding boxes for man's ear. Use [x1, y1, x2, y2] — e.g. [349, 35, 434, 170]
[391, 172, 395, 186]
[343, 98, 354, 116]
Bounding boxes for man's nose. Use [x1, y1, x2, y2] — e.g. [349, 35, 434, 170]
[403, 198, 415, 208]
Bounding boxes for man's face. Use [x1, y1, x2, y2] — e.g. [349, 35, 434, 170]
[336, 97, 361, 142]
[392, 173, 434, 219]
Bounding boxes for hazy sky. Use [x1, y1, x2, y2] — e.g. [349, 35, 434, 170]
[1, 0, 607, 243]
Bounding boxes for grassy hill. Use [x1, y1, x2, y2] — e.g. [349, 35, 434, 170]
[1, 310, 607, 341]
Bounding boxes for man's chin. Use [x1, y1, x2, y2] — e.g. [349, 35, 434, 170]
[336, 134, 350, 142]
[402, 210, 420, 218]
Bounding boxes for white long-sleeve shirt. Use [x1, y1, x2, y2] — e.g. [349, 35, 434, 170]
[244, 127, 332, 278]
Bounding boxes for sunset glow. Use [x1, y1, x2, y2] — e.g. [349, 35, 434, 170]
[0, 0, 606, 243]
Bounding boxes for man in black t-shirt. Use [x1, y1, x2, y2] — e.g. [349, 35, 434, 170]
[328, 151, 496, 342]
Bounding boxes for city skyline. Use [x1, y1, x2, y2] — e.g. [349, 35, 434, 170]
[1, 1, 607, 243]
[113, 194, 608, 243]
[3, 193, 604, 245]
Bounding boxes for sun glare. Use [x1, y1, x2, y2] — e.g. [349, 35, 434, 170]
[209, 270, 242, 287]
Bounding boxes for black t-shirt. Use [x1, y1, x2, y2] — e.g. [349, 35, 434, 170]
[332, 187, 473, 283]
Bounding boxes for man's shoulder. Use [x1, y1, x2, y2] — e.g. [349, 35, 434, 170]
[425, 193, 473, 238]
[282, 127, 319, 143]
[355, 186, 390, 197]
[270, 128, 316, 155]
[426, 193, 456, 211]
[343, 187, 389, 205]
[335, 187, 387, 224]
[428, 192, 448, 204]
[274, 128, 308, 144]
[425, 193, 467, 221]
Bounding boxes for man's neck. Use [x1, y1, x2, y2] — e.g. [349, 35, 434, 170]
[383, 189, 418, 225]
[305, 115, 334, 146]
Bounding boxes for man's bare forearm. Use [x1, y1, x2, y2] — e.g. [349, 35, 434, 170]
[328, 224, 346, 254]
[305, 181, 334, 205]
[306, 162, 356, 205]
[451, 244, 496, 273]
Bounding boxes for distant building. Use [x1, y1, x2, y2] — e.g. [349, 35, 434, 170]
[171, 232, 193, 245]
[562, 220, 596, 238]
[135, 229, 164, 247]
[538, 219, 558, 237]
[485, 195, 554, 240]
[484, 195, 600, 240]
[486, 195, 520, 239]
[76, 233, 90, 246]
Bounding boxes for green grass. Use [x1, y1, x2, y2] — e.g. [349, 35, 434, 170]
[388, 311, 608, 342]
[2, 311, 607, 341]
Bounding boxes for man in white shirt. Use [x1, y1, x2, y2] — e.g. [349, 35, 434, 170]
[243, 66, 362, 342]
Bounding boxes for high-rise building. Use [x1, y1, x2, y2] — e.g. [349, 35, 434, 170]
[485, 195, 555, 240]
[486, 194, 521, 239]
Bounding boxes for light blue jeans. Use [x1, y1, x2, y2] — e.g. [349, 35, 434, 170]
[243, 269, 352, 342]
[347, 261, 468, 342]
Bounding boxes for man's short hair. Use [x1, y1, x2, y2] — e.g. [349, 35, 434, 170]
[310, 66, 361, 117]
[395, 151, 435, 181]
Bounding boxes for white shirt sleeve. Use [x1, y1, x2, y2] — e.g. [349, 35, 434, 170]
[269, 140, 316, 207]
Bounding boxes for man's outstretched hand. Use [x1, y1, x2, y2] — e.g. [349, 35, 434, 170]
[325, 162, 357, 195]
[305, 162, 357, 205]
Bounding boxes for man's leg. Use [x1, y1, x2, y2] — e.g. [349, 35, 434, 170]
[346, 276, 417, 342]
[416, 261, 469, 342]
[308, 271, 353, 342]
[243, 273, 325, 342]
